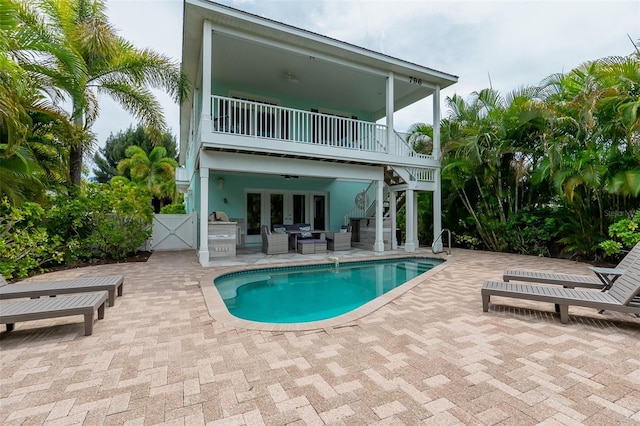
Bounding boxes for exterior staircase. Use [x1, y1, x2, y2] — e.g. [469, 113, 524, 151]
[343, 132, 437, 224]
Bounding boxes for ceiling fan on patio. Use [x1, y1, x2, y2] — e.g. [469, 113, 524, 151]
[283, 72, 299, 84]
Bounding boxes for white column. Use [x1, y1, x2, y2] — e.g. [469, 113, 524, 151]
[412, 191, 419, 249]
[386, 71, 395, 155]
[432, 85, 443, 252]
[201, 20, 213, 126]
[390, 190, 397, 249]
[198, 167, 210, 266]
[433, 172, 443, 252]
[432, 85, 441, 160]
[373, 179, 385, 252]
[404, 189, 416, 252]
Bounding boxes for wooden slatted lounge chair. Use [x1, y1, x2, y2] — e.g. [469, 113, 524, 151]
[503, 242, 640, 290]
[0, 275, 124, 307]
[0, 291, 108, 336]
[482, 261, 640, 324]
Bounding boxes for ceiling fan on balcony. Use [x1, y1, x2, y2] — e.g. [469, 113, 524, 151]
[283, 72, 299, 84]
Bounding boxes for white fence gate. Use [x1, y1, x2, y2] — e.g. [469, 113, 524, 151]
[151, 213, 197, 251]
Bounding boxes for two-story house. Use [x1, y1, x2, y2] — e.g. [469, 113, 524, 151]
[177, 0, 458, 266]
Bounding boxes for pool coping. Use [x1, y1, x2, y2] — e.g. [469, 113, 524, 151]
[199, 253, 453, 331]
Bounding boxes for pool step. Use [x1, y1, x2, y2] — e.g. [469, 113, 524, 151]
[216, 275, 272, 300]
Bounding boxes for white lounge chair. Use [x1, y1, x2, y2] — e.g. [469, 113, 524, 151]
[482, 261, 640, 324]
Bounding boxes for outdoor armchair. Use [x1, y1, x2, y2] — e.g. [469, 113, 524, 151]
[261, 225, 288, 255]
[326, 225, 352, 251]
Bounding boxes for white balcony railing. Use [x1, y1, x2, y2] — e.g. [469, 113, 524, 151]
[209, 95, 388, 153]
[392, 131, 434, 161]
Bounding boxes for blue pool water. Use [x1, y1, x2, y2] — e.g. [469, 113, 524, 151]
[214, 257, 443, 323]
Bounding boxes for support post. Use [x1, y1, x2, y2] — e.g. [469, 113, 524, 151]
[386, 72, 395, 155]
[201, 20, 213, 129]
[199, 167, 210, 265]
[404, 189, 416, 252]
[374, 179, 385, 252]
[390, 190, 397, 249]
[432, 85, 443, 252]
[413, 191, 419, 249]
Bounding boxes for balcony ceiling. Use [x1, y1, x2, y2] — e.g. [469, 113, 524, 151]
[212, 33, 390, 116]
[181, 0, 458, 146]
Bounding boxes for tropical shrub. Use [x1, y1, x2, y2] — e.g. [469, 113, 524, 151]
[1, 181, 154, 278]
[501, 207, 559, 257]
[159, 203, 186, 214]
[80, 179, 154, 260]
[599, 210, 640, 256]
[0, 198, 64, 279]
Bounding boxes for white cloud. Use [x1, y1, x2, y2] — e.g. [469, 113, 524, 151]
[95, 0, 640, 150]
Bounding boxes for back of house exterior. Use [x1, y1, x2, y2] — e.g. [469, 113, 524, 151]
[177, 0, 458, 266]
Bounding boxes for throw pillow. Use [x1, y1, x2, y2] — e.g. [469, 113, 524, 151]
[299, 226, 312, 238]
[273, 226, 286, 234]
[339, 228, 348, 233]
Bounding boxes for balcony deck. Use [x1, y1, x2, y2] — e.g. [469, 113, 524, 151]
[188, 96, 437, 172]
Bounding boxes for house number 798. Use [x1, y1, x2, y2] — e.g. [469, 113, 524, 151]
[409, 77, 422, 85]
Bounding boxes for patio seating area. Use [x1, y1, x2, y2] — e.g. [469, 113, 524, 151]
[1, 248, 639, 424]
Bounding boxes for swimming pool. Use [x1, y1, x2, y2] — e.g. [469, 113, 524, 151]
[214, 257, 444, 323]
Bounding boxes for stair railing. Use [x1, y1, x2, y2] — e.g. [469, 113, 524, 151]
[432, 228, 452, 255]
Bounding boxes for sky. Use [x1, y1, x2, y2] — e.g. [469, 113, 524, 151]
[95, 0, 640, 157]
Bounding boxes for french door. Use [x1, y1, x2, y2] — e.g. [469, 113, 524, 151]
[245, 190, 327, 245]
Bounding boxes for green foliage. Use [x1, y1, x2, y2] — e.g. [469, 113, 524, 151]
[599, 210, 640, 255]
[82, 179, 153, 260]
[502, 208, 559, 257]
[93, 125, 178, 183]
[0, 198, 64, 279]
[160, 203, 186, 214]
[0, 181, 153, 278]
[117, 145, 178, 210]
[454, 234, 482, 250]
[46, 180, 153, 261]
[432, 52, 640, 259]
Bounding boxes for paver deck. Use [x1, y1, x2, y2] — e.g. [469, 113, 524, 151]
[1, 248, 639, 425]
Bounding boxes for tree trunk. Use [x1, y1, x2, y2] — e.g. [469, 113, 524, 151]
[69, 145, 83, 186]
[70, 112, 84, 186]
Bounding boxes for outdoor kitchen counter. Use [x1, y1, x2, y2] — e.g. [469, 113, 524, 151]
[208, 221, 237, 258]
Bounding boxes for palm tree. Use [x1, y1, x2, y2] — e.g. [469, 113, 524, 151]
[0, 0, 80, 202]
[34, 0, 190, 186]
[117, 145, 178, 207]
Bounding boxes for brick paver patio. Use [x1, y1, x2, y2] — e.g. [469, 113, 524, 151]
[1, 249, 639, 425]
